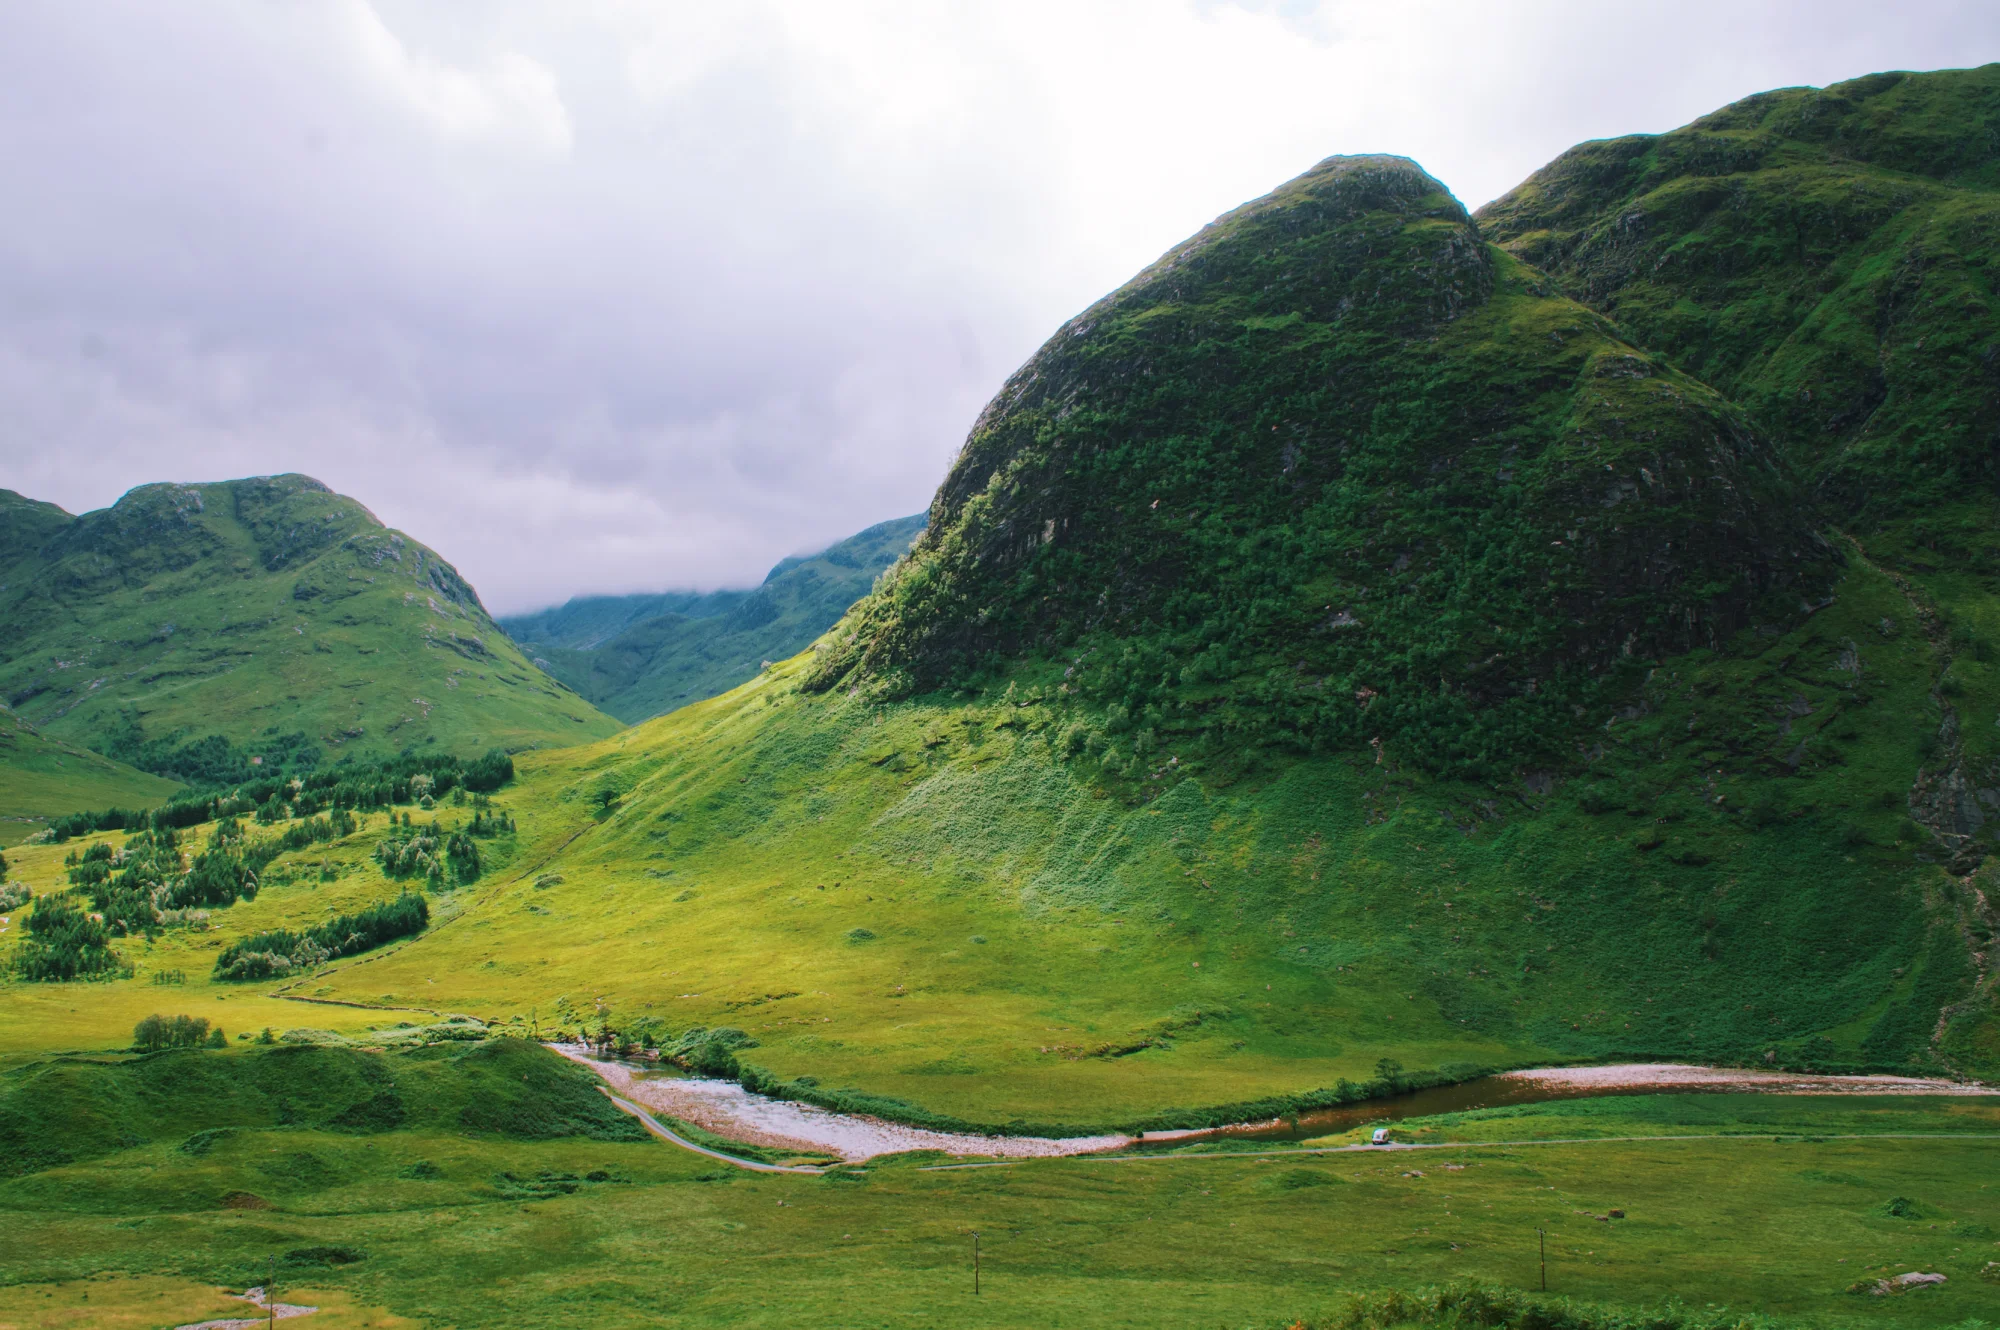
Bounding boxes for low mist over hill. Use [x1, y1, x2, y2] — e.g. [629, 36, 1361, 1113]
[502, 515, 924, 723]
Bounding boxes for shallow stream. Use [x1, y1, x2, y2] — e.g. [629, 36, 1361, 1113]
[559, 1046, 1989, 1163]
[1136, 1063, 1992, 1146]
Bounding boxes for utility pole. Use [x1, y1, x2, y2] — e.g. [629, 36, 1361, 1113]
[268, 1255, 276, 1329]
[1538, 1228, 1546, 1292]
[973, 1231, 981, 1295]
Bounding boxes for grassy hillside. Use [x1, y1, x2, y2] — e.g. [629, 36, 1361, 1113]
[503, 515, 924, 722]
[1476, 64, 2000, 524]
[0, 475, 620, 775]
[7, 138, 1994, 1114]
[0, 705, 177, 844]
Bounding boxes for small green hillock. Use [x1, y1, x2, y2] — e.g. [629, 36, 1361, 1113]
[0, 1037, 640, 1180]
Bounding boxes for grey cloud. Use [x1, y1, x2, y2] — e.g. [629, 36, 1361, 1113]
[0, 1, 1994, 613]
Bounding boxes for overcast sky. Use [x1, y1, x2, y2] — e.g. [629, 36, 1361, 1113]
[1, 2, 1994, 614]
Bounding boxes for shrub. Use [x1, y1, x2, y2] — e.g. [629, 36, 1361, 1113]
[662, 1027, 757, 1078]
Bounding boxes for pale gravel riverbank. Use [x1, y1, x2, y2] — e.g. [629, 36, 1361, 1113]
[558, 1046, 1130, 1161]
[1503, 1063, 1991, 1095]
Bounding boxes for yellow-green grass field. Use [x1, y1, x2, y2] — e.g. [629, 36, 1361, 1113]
[0, 1275, 413, 1330]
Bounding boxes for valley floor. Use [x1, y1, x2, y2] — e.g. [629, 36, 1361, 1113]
[1, 1090, 1996, 1328]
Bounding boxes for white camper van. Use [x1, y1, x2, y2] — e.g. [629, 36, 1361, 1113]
[1370, 1127, 1391, 1145]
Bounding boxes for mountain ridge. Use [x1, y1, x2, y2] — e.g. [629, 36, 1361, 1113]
[502, 514, 924, 722]
[0, 473, 620, 781]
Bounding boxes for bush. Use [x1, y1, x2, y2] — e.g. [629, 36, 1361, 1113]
[1312, 1281, 1786, 1329]
[662, 1027, 757, 1078]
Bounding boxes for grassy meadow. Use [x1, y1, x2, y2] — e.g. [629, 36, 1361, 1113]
[0, 1070, 1996, 1329]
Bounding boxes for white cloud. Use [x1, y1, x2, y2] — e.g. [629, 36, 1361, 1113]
[339, 0, 573, 152]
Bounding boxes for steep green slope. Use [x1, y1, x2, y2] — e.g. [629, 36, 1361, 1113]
[809, 157, 1830, 778]
[503, 514, 924, 722]
[1476, 63, 2000, 889]
[1476, 64, 2000, 521]
[0, 475, 620, 774]
[0, 705, 178, 844]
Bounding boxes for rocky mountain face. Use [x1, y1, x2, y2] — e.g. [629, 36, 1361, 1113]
[0, 474, 619, 777]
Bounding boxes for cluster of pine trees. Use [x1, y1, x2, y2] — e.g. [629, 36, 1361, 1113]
[13, 896, 124, 981]
[212, 893, 429, 981]
[371, 813, 486, 888]
[49, 748, 515, 843]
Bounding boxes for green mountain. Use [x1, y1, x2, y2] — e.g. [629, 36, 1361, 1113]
[14, 72, 2000, 1119]
[808, 155, 1829, 777]
[287, 101, 1999, 1116]
[0, 474, 620, 780]
[501, 514, 924, 722]
[1475, 64, 2000, 862]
